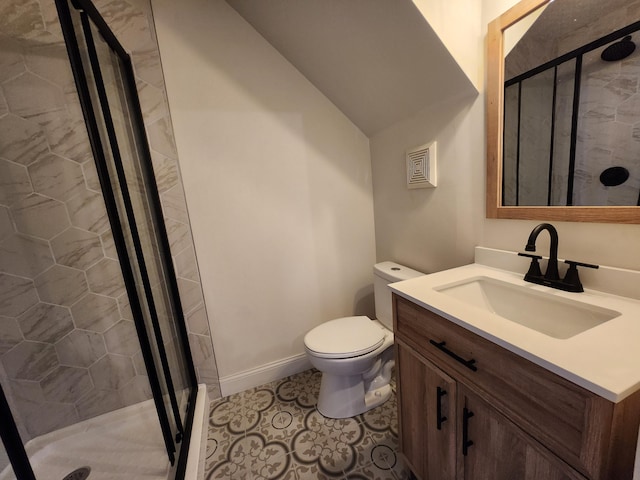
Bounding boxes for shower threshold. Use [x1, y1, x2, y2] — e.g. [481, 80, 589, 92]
[0, 386, 208, 480]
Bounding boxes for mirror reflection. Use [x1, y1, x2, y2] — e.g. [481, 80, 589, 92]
[502, 0, 640, 207]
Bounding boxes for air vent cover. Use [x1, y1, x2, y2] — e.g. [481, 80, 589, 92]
[406, 141, 437, 189]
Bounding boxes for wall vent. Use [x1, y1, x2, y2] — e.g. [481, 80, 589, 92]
[406, 141, 436, 189]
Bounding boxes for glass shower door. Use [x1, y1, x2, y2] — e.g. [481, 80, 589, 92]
[55, 0, 197, 474]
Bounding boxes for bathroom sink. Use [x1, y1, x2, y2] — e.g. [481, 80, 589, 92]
[435, 277, 621, 339]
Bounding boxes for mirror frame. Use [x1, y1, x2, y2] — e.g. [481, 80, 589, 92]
[486, 0, 640, 224]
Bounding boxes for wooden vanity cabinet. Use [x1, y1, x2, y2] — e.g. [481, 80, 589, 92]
[396, 341, 456, 480]
[393, 294, 640, 480]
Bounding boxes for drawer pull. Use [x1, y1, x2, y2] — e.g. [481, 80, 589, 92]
[429, 340, 478, 372]
[436, 387, 447, 430]
[462, 407, 474, 456]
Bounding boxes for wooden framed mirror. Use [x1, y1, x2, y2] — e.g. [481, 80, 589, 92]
[486, 0, 640, 224]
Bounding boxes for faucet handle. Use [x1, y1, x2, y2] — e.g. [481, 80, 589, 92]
[564, 260, 599, 270]
[518, 252, 542, 260]
[562, 260, 599, 293]
[518, 252, 543, 278]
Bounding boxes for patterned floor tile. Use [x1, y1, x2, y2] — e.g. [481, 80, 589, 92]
[205, 369, 406, 480]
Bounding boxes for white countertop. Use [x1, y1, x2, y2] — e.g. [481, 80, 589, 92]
[390, 260, 640, 403]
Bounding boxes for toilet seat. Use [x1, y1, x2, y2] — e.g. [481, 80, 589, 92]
[304, 316, 386, 359]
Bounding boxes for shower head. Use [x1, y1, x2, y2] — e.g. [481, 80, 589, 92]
[601, 35, 636, 62]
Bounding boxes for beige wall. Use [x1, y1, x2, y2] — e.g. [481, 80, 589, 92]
[152, 0, 376, 384]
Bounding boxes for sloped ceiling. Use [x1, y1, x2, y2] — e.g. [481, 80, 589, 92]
[225, 0, 476, 137]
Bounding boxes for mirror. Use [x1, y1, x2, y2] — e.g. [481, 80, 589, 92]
[487, 0, 640, 223]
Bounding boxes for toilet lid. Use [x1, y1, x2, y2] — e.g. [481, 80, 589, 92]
[304, 316, 386, 359]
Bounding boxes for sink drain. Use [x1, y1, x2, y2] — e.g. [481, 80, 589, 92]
[62, 467, 91, 480]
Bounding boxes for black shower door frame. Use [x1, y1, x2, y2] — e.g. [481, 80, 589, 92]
[52, 0, 198, 477]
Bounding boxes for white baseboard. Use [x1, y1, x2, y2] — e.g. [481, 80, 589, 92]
[219, 353, 312, 397]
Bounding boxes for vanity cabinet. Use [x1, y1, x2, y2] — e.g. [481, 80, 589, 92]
[394, 294, 640, 480]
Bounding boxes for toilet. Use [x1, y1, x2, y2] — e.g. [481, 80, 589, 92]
[304, 261, 424, 418]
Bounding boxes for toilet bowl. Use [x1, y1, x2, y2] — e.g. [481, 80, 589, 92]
[304, 262, 423, 419]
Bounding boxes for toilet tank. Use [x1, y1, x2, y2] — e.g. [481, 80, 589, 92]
[374, 262, 424, 330]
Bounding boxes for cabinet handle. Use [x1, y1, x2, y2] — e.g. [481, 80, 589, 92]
[436, 387, 447, 430]
[429, 340, 478, 372]
[462, 407, 474, 456]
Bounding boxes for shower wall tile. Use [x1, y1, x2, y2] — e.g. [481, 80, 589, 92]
[71, 292, 120, 333]
[76, 388, 123, 421]
[188, 333, 214, 367]
[17, 302, 73, 344]
[0, 316, 23, 355]
[0, 37, 26, 83]
[65, 189, 110, 234]
[0, 89, 7, 117]
[36, 107, 93, 163]
[175, 247, 199, 283]
[0, 114, 49, 166]
[165, 217, 192, 254]
[14, 384, 80, 437]
[93, 0, 151, 52]
[0, 207, 13, 242]
[119, 374, 152, 407]
[147, 116, 178, 158]
[0, 0, 46, 40]
[131, 42, 163, 88]
[35, 0, 63, 38]
[11, 193, 70, 239]
[177, 278, 204, 315]
[160, 183, 189, 224]
[2, 340, 58, 381]
[81, 159, 101, 193]
[136, 79, 168, 124]
[150, 150, 179, 193]
[116, 293, 133, 321]
[0, 233, 54, 277]
[55, 330, 106, 368]
[24, 41, 75, 90]
[34, 264, 88, 306]
[104, 320, 139, 356]
[0, 159, 32, 205]
[28, 153, 85, 202]
[50, 227, 103, 270]
[89, 353, 135, 391]
[40, 365, 93, 403]
[186, 304, 210, 337]
[86, 258, 126, 298]
[3, 72, 65, 118]
[0, 273, 38, 317]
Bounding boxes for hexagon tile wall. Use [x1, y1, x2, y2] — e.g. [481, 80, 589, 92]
[0, 0, 220, 441]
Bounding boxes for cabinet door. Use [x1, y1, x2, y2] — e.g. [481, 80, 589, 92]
[396, 340, 456, 480]
[458, 385, 586, 480]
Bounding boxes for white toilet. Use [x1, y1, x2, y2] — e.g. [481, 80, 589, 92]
[304, 261, 423, 418]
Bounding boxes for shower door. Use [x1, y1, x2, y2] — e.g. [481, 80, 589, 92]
[54, 0, 197, 474]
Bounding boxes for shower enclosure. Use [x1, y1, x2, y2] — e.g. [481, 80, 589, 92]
[0, 0, 209, 478]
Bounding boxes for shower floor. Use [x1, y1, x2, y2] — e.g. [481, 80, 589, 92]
[0, 400, 172, 480]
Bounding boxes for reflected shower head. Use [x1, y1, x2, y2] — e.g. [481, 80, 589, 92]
[601, 35, 636, 61]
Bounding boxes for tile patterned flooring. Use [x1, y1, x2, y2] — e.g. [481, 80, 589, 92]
[205, 369, 410, 480]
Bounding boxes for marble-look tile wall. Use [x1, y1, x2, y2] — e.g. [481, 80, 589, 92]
[0, 0, 220, 442]
[504, 1, 640, 206]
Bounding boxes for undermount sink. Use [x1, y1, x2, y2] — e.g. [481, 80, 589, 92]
[435, 276, 621, 339]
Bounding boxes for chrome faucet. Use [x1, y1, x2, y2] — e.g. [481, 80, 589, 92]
[518, 223, 598, 292]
